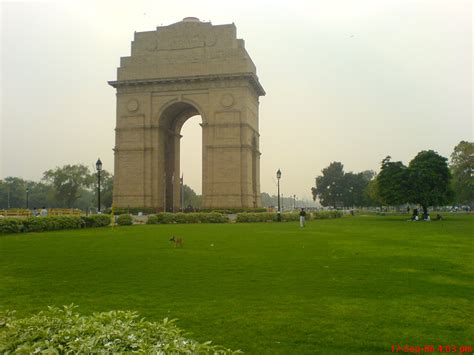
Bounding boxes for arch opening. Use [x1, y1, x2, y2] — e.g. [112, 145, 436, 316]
[160, 102, 202, 211]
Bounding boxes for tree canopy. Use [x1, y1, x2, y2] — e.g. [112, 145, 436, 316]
[450, 141, 474, 205]
[374, 150, 453, 212]
[43, 165, 95, 208]
[377, 156, 409, 206]
[406, 150, 452, 212]
[312, 162, 376, 208]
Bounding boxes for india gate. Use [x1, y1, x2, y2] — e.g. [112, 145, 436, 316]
[109, 17, 265, 210]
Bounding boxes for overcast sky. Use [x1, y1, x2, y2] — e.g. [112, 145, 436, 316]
[1, 0, 472, 199]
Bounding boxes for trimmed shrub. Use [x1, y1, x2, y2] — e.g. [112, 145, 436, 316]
[281, 213, 304, 222]
[0, 218, 23, 234]
[110, 207, 156, 215]
[236, 211, 342, 223]
[22, 216, 83, 232]
[146, 214, 160, 224]
[236, 212, 276, 223]
[198, 212, 228, 223]
[0, 215, 111, 235]
[148, 212, 228, 224]
[117, 214, 133, 226]
[155, 212, 176, 224]
[0, 305, 238, 353]
[199, 207, 267, 214]
[312, 210, 343, 219]
[80, 215, 111, 228]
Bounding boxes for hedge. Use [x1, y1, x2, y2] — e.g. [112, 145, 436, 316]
[0, 305, 237, 353]
[104, 207, 157, 215]
[0, 218, 23, 233]
[236, 210, 343, 223]
[199, 207, 267, 214]
[312, 210, 343, 219]
[147, 212, 228, 224]
[117, 214, 133, 226]
[80, 215, 112, 228]
[0, 215, 111, 234]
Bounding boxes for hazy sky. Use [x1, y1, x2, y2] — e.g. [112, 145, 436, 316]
[1, 0, 472, 199]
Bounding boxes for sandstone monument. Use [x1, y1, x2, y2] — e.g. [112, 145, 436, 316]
[109, 17, 265, 210]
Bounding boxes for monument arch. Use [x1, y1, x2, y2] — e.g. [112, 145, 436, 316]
[109, 17, 265, 210]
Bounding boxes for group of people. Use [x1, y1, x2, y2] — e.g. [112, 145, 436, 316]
[409, 208, 442, 221]
[32, 207, 48, 217]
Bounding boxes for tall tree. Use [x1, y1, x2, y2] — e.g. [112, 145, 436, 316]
[182, 184, 202, 209]
[407, 150, 452, 214]
[312, 162, 345, 207]
[43, 165, 94, 208]
[91, 170, 114, 209]
[342, 171, 375, 207]
[376, 156, 409, 206]
[0, 177, 28, 209]
[365, 177, 382, 207]
[450, 141, 474, 205]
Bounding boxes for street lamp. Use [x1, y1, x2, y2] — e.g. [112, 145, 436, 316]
[276, 169, 282, 221]
[26, 187, 29, 209]
[96, 158, 103, 213]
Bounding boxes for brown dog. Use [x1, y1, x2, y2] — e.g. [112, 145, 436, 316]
[169, 236, 183, 248]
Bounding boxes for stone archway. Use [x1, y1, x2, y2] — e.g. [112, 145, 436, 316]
[109, 17, 265, 210]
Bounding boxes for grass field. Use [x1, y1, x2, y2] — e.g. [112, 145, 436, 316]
[1, 215, 473, 353]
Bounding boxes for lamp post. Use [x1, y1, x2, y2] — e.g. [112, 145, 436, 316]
[276, 169, 282, 221]
[26, 187, 29, 209]
[96, 158, 102, 213]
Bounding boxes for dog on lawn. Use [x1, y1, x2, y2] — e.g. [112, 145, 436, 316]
[169, 236, 183, 248]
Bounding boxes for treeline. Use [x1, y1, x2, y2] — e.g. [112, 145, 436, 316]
[0, 165, 113, 211]
[311, 141, 473, 211]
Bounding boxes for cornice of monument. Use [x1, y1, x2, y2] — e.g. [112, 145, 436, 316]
[108, 72, 265, 96]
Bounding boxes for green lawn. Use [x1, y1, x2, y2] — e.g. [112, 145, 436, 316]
[0, 215, 472, 354]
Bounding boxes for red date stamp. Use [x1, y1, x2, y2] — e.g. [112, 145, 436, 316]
[391, 344, 472, 354]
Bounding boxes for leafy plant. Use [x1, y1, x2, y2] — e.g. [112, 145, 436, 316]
[146, 214, 160, 224]
[80, 215, 111, 228]
[236, 211, 342, 222]
[148, 212, 228, 224]
[0, 215, 111, 234]
[0, 218, 23, 233]
[109, 207, 157, 215]
[117, 214, 133, 226]
[0, 305, 239, 353]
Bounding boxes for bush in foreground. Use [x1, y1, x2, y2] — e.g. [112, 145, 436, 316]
[0, 215, 111, 234]
[0, 305, 238, 353]
[117, 214, 133, 226]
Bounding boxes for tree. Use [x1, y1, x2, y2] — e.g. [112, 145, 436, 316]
[182, 184, 202, 209]
[0, 177, 28, 209]
[365, 178, 382, 206]
[407, 150, 452, 214]
[260, 192, 276, 207]
[43, 165, 94, 208]
[312, 162, 345, 207]
[342, 171, 375, 207]
[450, 141, 474, 205]
[376, 156, 409, 206]
[91, 170, 114, 210]
[312, 163, 375, 208]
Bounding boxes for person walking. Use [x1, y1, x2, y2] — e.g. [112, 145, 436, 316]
[299, 208, 306, 228]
